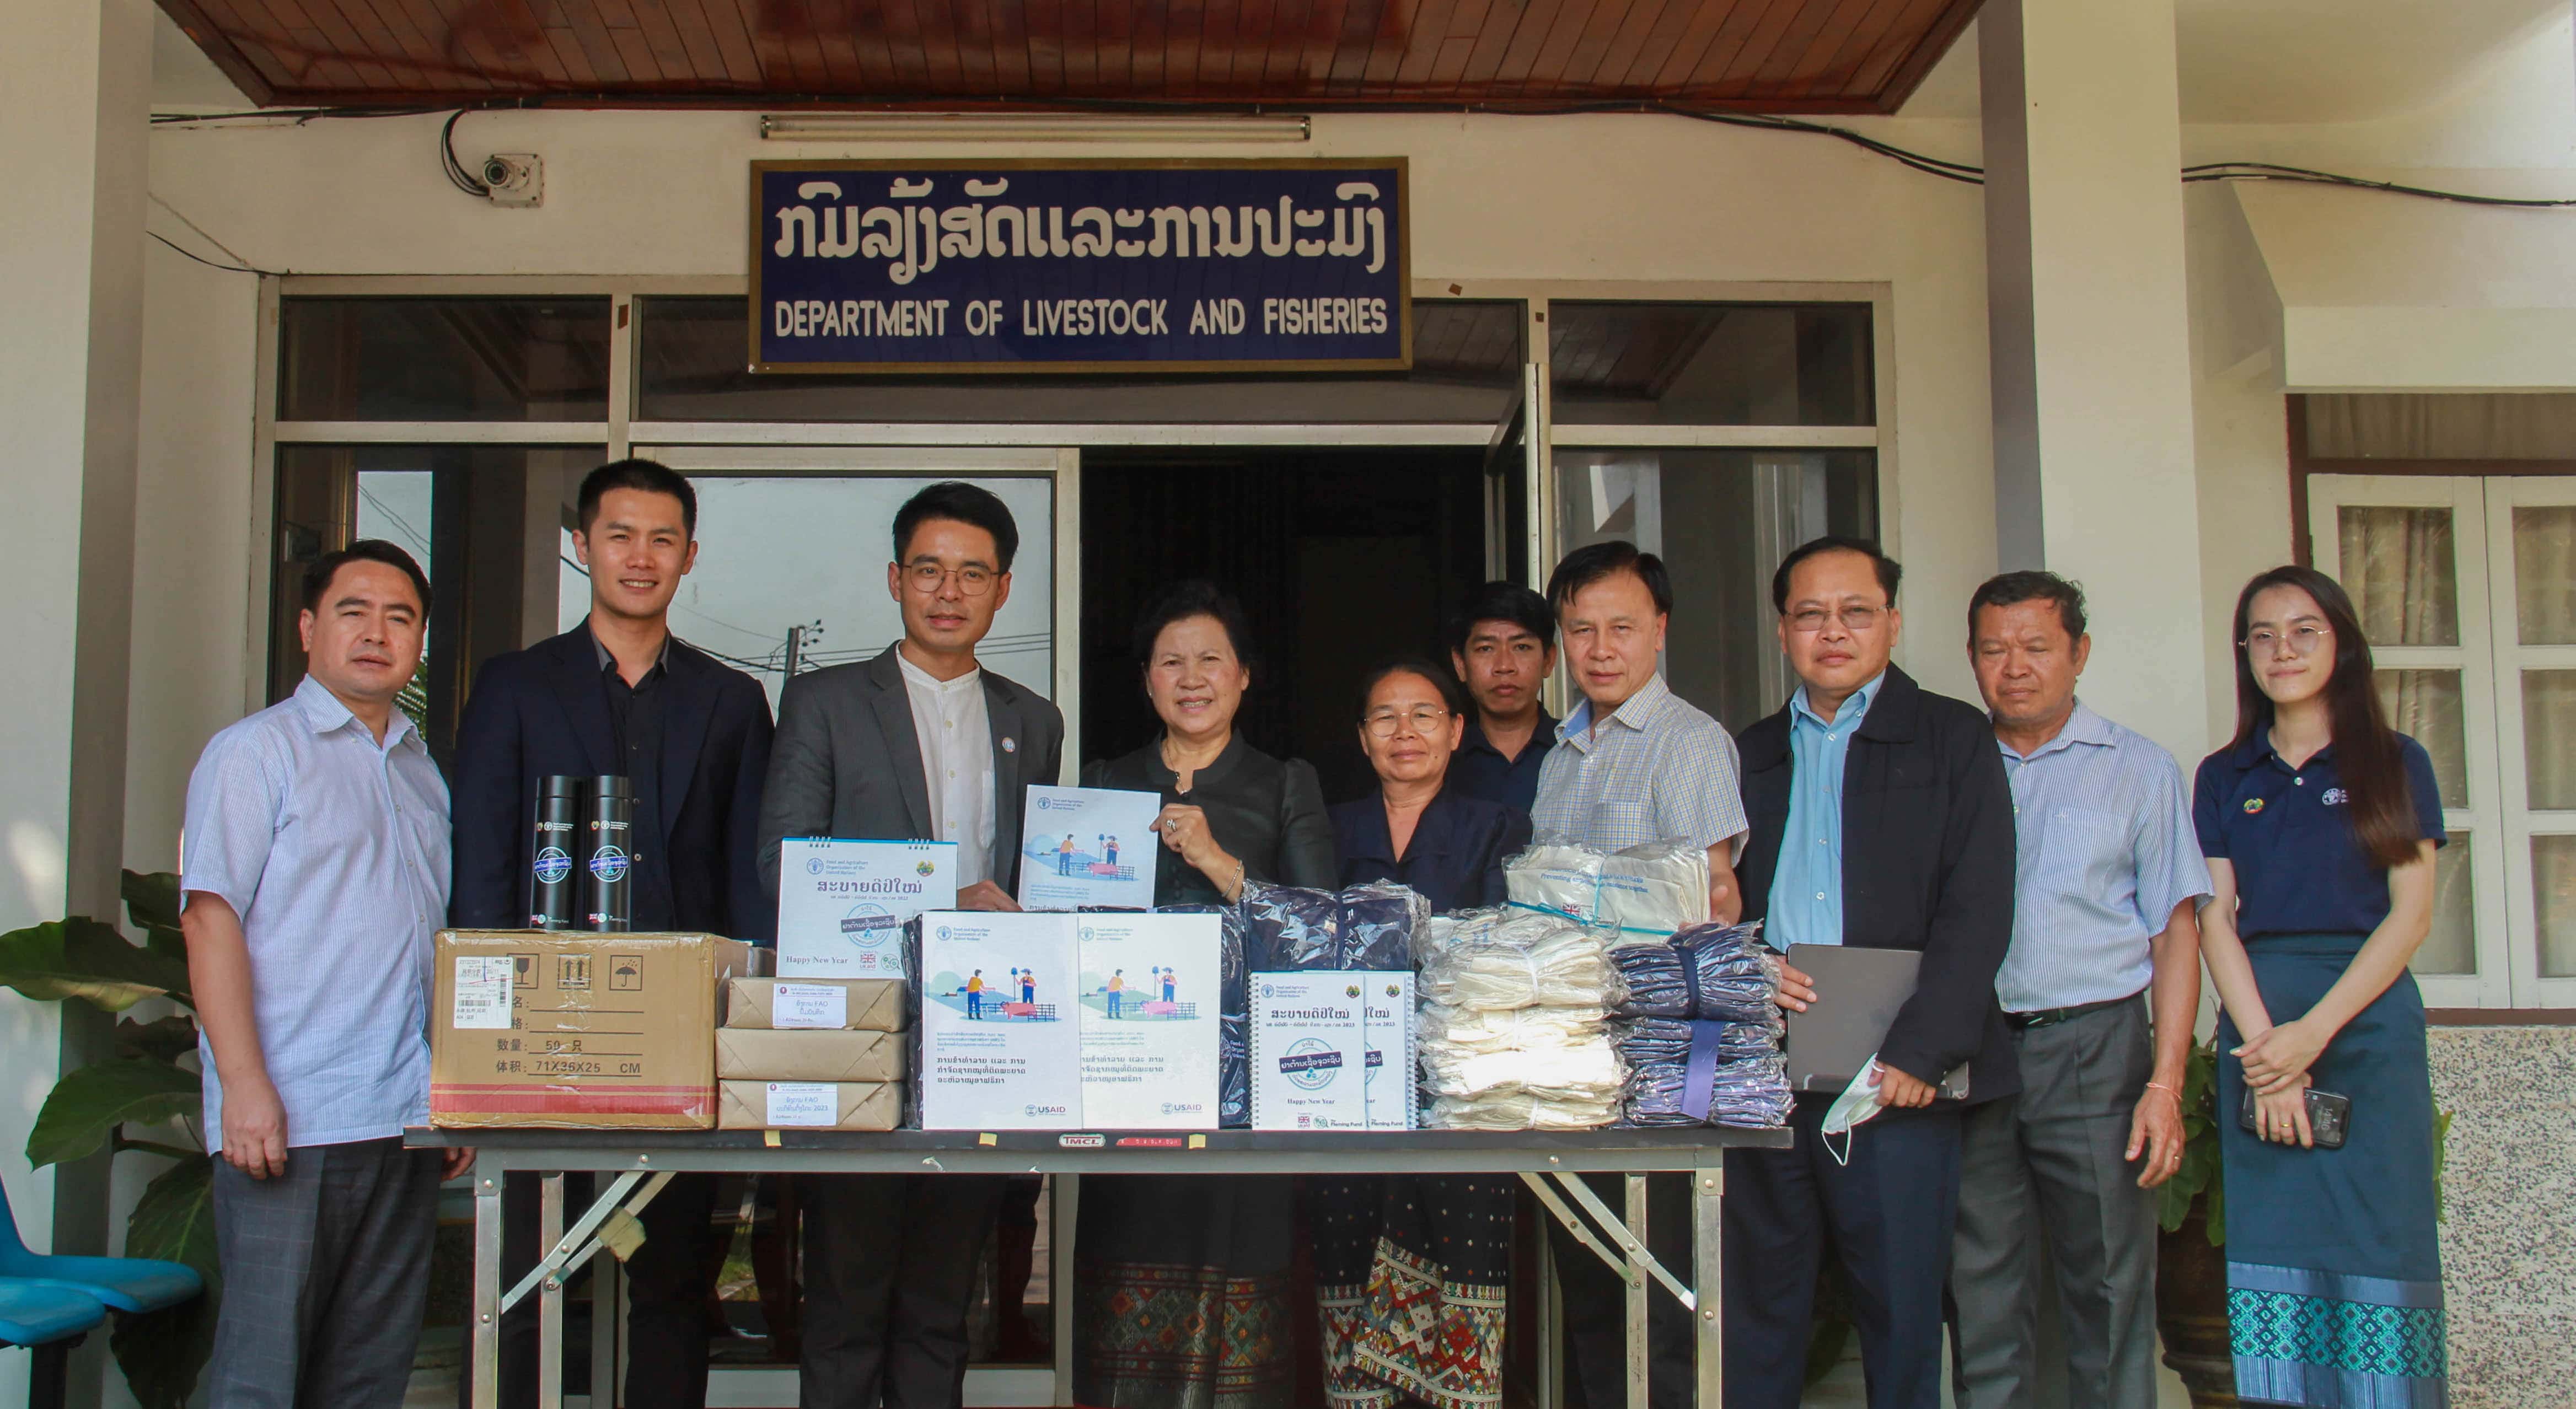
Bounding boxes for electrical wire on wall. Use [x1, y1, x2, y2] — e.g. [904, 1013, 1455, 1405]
[146, 98, 2576, 210]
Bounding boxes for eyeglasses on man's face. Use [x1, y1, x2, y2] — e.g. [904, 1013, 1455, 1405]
[1363, 706, 1453, 738]
[2240, 623, 2332, 657]
[906, 562, 997, 596]
[1784, 604, 1886, 635]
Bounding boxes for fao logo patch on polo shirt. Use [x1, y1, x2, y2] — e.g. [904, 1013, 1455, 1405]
[2242, 797, 2267, 815]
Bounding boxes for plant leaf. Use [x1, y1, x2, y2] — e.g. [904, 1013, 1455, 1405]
[116, 1014, 201, 1065]
[0, 916, 193, 1012]
[121, 870, 184, 934]
[26, 1057, 202, 1169]
[116, 1154, 220, 1409]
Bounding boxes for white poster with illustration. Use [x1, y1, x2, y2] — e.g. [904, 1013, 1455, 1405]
[1017, 785, 1161, 912]
[777, 839, 957, 978]
[1076, 912, 1221, 1130]
[917, 911, 1081, 1129]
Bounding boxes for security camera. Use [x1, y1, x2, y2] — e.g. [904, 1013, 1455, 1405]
[480, 153, 543, 208]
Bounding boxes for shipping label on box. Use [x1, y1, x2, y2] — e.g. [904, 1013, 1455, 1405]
[724, 977, 906, 1032]
[716, 1028, 905, 1083]
[1076, 913, 1220, 1130]
[917, 912, 1081, 1130]
[432, 931, 754, 1130]
[777, 838, 957, 979]
[1358, 971, 1417, 1131]
[718, 1079, 901, 1131]
[1249, 971, 1370, 1131]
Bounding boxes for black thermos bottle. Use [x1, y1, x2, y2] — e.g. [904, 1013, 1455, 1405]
[529, 775, 586, 930]
[583, 775, 634, 932]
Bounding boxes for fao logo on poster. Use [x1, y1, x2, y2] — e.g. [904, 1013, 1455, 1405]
[807, 856, 826, 875]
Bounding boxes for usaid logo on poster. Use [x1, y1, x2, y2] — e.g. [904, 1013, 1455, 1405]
[750, 159, 1410, 374]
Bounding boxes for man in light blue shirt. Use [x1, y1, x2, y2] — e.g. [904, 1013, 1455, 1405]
[1768, 670, 1884, 949]
[1949, 572, 2209, 1409]
[182, 541, 469, 1409]
[1530, 540, 1747, 1409]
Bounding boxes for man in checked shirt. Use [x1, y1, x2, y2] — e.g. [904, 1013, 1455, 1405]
[1528, 539, 1748, 1409]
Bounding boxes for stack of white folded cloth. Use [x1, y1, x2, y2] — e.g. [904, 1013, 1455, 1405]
[1415, 906, 1628, 1130]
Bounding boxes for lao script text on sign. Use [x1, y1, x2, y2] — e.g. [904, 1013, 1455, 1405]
[750, 158, 1410, 374]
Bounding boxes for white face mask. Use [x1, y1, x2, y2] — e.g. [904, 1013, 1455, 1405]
[1819, 1056, 1886, 1167]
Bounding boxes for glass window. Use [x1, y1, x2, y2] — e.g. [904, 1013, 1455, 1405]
[2534, 834, 2576, 978]
[559, 473, 1056, 714]
[2375, 670, 2468, 810]
[280, 298, 613, 421]
[2337, 505, 2460, 646]
[273, 445, 603, 759]
[635, 298, 1522, 424]
[2417, 833, 2478, 976]
[2512, 504, 2576, 644]
[1553, 448, 1878, 731]
[2524, 670, 2576, 811]
[1548, 303, 1872, 427]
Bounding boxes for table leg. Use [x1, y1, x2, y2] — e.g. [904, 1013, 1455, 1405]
[1694, 1160, 1724, 1408]
[1625, 1174, 1648, 1409]
[591, 1253, 619, 1409]
[539, 1173, 564, 1409]
[473, 1171, 502, 1409]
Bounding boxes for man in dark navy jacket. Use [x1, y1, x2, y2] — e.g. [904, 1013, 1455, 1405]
[1725, 537, 2016, 1409]
[450, 459, 775, 1409]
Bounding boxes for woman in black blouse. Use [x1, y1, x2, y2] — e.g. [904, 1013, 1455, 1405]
[1083, 579, 1338, 905]
[1074, 580, 1330, 1409]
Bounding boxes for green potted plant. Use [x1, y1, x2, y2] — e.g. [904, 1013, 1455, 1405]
[2154, 1036, 2450, 1409]
[0, 871, 218, 1409]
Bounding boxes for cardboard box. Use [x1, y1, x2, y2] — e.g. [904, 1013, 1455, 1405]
[724, 977, 906, 1032]
[777, 838, 956, 978]
[1076, 913, 1221, 1130]
[915, 911, 1082, 1130]
[716, 1028, 905, 1083]
[1249, 972, 1370, 1131]
[432, 930, 756, 1130]
[718, 1079, 900, 1131]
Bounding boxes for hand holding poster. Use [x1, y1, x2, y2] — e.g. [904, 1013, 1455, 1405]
[1018, 785, 1161, 911]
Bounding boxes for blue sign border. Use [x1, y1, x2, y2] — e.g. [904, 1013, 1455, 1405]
[747, 157, 1412, 376]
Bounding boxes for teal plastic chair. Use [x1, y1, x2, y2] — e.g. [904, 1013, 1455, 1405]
[0, 1279, 107, 1409]
[0, 1177, 203, 1314]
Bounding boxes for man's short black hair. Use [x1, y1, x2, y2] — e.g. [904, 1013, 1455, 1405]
[1448, 581, 1557, 655]
[894, 482, 1020, 573]
[1131, 578, 1258, 671]
[1546, 541, 1673, 617]
[1770, 536, 1902, 613]
[1969, 569, 2087, 642]
[578, 459, 697, 537]
[302, 539, 431, 616]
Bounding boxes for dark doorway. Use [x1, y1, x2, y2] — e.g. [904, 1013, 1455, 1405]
[1080, 450, 1491, 804]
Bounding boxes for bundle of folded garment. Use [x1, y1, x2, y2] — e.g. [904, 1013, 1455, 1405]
[1416, 906, 1628, 1130]
[1504, 838, 1711, 937]
[1238, 879, 1427, 972]
[1609, 921, 1791, 1130]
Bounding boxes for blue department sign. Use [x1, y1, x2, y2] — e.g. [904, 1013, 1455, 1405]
[749, 158, 1410, 374]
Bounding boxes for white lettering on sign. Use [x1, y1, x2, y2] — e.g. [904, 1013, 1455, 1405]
[1260, 297, 1391, 336]
[772, 189, 1391, 282]
[774, 982, 849, 1030]
[772, 298, 953, 339]
[453, 956, 514, 1030]
[766, 1081, 839, 1127]
[1016, 298, 1171, 338]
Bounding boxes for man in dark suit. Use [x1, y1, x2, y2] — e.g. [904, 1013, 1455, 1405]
[1724, 537, 2017, 1409]
[450, 458, 775, 1409]
[758, 481, 1064, 1409]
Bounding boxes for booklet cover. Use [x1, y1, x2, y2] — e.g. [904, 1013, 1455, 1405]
[1076, 912, 1221, 1130]
[1248, 971, 1370, 1131]
[1358, 971, 1418, 1131]
[1017, 785, 1161, 912]
[917, 911, 1081, 1129]
[777, 838, 957, 979]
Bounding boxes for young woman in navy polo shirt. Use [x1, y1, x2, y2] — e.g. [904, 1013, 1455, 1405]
[2193, 565, 2449, 1408]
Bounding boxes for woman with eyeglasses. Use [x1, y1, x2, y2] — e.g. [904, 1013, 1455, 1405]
[2192, 565, 2449, 1407]
[1311, 659, 1531, 1409]
[1328, 658, 1534, 909]
[1073, 579, 1333, 1409]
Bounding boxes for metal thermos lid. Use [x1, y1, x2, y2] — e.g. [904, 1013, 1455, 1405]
[592, 775, 632, 798]
[539, 775, 586, 797]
